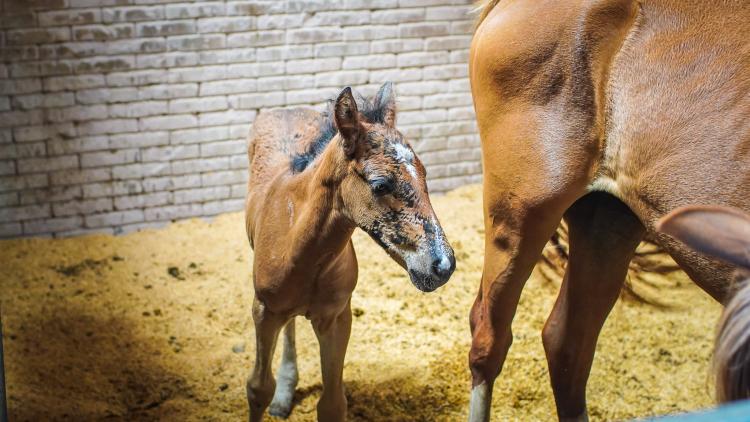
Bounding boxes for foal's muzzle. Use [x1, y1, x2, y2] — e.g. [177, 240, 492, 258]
[408, 248, 455, 292]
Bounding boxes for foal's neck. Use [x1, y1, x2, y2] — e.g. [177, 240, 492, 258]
[286, 137, 354, 261]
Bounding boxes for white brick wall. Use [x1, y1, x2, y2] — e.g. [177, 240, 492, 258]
[0, 0, 482, 238]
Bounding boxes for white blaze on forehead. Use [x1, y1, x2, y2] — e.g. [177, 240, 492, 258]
[393, 142, 418, 178]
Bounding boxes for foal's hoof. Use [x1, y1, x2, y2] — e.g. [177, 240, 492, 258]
[268, 401, 293, 419]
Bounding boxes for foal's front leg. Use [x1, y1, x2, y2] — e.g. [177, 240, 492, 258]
[247, 298, 286, 422]
[269, 318, 299, 418]
[312, 300, 353, 422]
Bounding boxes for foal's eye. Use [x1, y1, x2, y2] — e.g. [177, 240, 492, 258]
[370, 179, 394, 196]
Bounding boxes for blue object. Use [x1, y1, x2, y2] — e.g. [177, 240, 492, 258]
[648, 400, 750, 421]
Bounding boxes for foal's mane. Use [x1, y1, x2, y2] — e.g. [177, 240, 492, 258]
[291, 89, 390, 173]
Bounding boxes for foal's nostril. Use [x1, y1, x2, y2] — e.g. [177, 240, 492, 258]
[432, 255, 455, 279]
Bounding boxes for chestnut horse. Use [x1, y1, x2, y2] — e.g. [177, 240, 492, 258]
[469, 0, 749, 420]
[244, 83, 455, 422]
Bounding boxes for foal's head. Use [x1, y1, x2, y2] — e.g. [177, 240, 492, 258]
[333, 83, 455, 292]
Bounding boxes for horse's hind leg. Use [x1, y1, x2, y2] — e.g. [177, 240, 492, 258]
[269, 318, 299, 418]
[542, 192, 644, 421]
[312, 301, 352, 422]
[247, 298, 286, 422]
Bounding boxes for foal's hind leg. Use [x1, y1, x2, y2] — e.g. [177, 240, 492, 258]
[312, 301, 352, 422]
[268, 318, 299, 418]
[247, 298, 286, 422]
[542, 193, 644, 421]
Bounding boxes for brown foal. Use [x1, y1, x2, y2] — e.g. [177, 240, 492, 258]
[469, 0, 749, 421]
[244, 83, 455, 421]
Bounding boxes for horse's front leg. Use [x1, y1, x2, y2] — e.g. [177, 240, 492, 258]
[469, 201, 569, 422]
[312, 300, 352, 422]
[246, 297, 287, 422]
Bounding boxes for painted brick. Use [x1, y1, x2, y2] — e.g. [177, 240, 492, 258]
[109, 101, 168, 118]
[203, 198, 244, 215]
[315, 70, 370, 88]
[285, 58, 341, 75]
[173, 186, 230, 204]
[24, 216, 83, 235]
[140, 145, 199, 162]
[73, 24, 134, 41]
[143, 204, 202, 221]
[85, 209, 144, 228]
[80, 149, 140, 168]
[254, 75, 314, 92]
[0, 174, 48, 193]
[343, 54, 396, 70]
[7, 28, 71, 45]
[197, 17, 255, 33]
[38, 9, 101, 26]
[112, 162, 170, 180]
[53, 198, 113, 217]
[47, 136, 109, 155]
[0, 204, 50, 223]
[0, 2, 480, 237]
[50, 168, 111, 186]
[102, 6, 165, 23]
[199, 79, 256, 96]
[114, 192, 171, 210]
[0, 222, 22, 238]
[165, 2, 226, 19]
[169, 96, 228, 114]
[136, 20, 195, 37]
[140, 114, 198, 131]
[110, 132, 170, 148]
[201, 169, 245, 186]
[18, 155, 79, 173]
[78, 119, 139, 136]
[344, 25, 398, 41]
[170, 127, 228, 145]
[138, 83, 199, 100]
[198, 110, 251, 127]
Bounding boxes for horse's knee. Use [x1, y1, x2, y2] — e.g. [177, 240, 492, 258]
[246, 376, 275, 413]
[469, 316, 512, 386]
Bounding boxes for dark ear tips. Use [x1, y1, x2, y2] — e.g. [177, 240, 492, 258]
[375, 82, 396, 126]
[334, 86, 360, 159]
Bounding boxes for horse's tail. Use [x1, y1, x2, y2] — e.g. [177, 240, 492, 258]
[539, 222, 681, 305]
[714, 277, 750, 402]
[473, 0, 502, 30]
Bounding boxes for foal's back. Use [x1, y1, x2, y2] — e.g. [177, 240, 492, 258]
[247, 107, 322, 190]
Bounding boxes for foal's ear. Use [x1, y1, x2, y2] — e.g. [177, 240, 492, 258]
[656, 205, 750, 270]
[334, 87, 361, 159]
[375, 81, 396, 127]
